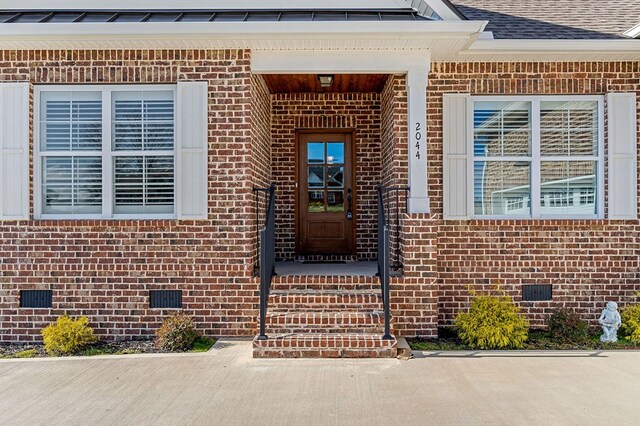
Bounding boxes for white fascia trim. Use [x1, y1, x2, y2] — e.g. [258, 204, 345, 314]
[0, 21, 487, 41]
[462, 39, 640, 55]
[253, 50, 430, 74]
[624, 23, 640, 39]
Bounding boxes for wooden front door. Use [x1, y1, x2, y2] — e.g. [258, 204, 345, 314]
[298, 132, 355, 255]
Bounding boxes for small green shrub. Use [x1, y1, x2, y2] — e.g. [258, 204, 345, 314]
[548, 309, 590, 343]
[455, 290, 529, 349]
[620, 295, 640, 344]
[41, 315, 97, 356]
[155, 314, 200, 352]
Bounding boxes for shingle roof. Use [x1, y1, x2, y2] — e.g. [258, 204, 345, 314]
[449, 0, 640, 39]
[0, 9, 432, 24]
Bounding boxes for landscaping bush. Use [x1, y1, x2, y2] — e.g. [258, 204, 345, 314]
[455, 290, 529, 349]
[620, 295, 640, 344]
[155, 314, 200, 352]
[547, 309, 590, 343]
[41, 315, 97, 356]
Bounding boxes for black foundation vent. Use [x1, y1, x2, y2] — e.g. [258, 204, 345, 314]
[20, 290, 52, 308]
[150, 290, 182, 309]
[522, 284, 552, 302]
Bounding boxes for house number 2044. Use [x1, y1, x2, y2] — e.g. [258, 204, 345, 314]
[415, 122, 423, 160]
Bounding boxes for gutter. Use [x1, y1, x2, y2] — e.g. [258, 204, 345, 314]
[0, 21, 487, 40]
[461, 39, 640, 55]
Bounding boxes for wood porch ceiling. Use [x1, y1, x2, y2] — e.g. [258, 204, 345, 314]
[262, 74, 389, 94]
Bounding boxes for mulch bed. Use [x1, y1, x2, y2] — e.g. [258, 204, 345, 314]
[0, 339, 161, 358]
[409, 328, 640, 351]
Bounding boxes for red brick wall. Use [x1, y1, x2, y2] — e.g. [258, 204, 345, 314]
[271, 93, 382, 261]
[0, 50, 260, 342]
[249, 74, 272, 271]
[380, 76, 439, 337]
[2, 53, 639, 342]
[430, 61, 640, 327]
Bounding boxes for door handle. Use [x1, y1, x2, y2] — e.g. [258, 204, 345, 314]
[346, 188, 353, 220]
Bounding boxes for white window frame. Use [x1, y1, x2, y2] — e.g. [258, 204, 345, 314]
[35, 84, 177, 220]
[468, 95, 605, 220]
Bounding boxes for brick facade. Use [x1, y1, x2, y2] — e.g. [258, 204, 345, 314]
[0, 50, 260, 341]
[271, 93, 382, 261]
[1, 52, 639, 342]
[430, 61, 640, 327]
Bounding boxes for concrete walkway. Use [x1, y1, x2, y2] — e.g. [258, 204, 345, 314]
[1, 340, 640, 425]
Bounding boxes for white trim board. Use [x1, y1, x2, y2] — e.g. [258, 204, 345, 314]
[454, 39, 640, 62]
[624, 23, 640, 39]
[252, 50, 429, 74]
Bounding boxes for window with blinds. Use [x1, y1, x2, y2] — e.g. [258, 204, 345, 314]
[38, 87, 176, 218]
[471, 97, 603, 219]
[112, 92, 175, 214]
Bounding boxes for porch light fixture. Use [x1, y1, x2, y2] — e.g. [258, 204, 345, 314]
[318, 75, 334, 87]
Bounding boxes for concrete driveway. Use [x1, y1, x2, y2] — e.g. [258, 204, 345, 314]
[1, 340, 639, 425]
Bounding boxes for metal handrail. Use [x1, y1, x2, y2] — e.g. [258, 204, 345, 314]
[254, 184, 276, 340]
[375, 186, 392, 340]
[378, 185, 409, 272]
[377, 185, 409, 340]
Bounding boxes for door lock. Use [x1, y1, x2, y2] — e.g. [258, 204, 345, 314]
[346, 188, 353, 220]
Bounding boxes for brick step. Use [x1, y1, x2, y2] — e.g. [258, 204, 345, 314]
[253, 333, 397, 358]
[270, 275, 380, 292]
[265, 311, 385, 334]
[268, 290, 382, 312]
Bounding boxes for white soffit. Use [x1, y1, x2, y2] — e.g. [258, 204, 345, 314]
[0, 21, 488, 60]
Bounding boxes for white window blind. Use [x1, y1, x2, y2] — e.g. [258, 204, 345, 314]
[468, 96, 604, 219]
[37, 86, 176, 219]
[112, 91, 175, 215]
[40, 91, 103, 214]
[443, 94, 604, 219]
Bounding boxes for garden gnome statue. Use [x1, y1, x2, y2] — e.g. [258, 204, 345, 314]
[598, 301, 622, 343]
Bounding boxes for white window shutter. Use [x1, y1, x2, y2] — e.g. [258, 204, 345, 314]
[607, 92, 637, 219]
[177, 81, 208, 220]
[0, 82, 29, 220]
[443, 93, 471, 219]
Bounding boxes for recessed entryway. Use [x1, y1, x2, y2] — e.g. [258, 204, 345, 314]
[297, 131, 356, 256]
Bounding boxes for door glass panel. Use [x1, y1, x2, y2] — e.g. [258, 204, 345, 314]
[326, 143, 344, 164]
[327, 166, 344, 188]
[327, 191, 345, 212]
[308, 190, 325, 212]
[307, 143, 324, 163]
[308, 166, 324, 188]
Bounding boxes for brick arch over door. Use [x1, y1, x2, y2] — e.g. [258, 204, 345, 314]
[271, 93, 382, 260]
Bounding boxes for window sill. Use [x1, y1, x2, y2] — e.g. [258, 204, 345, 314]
[35, 214, 177, 220]
[471, 216, 604, 220]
